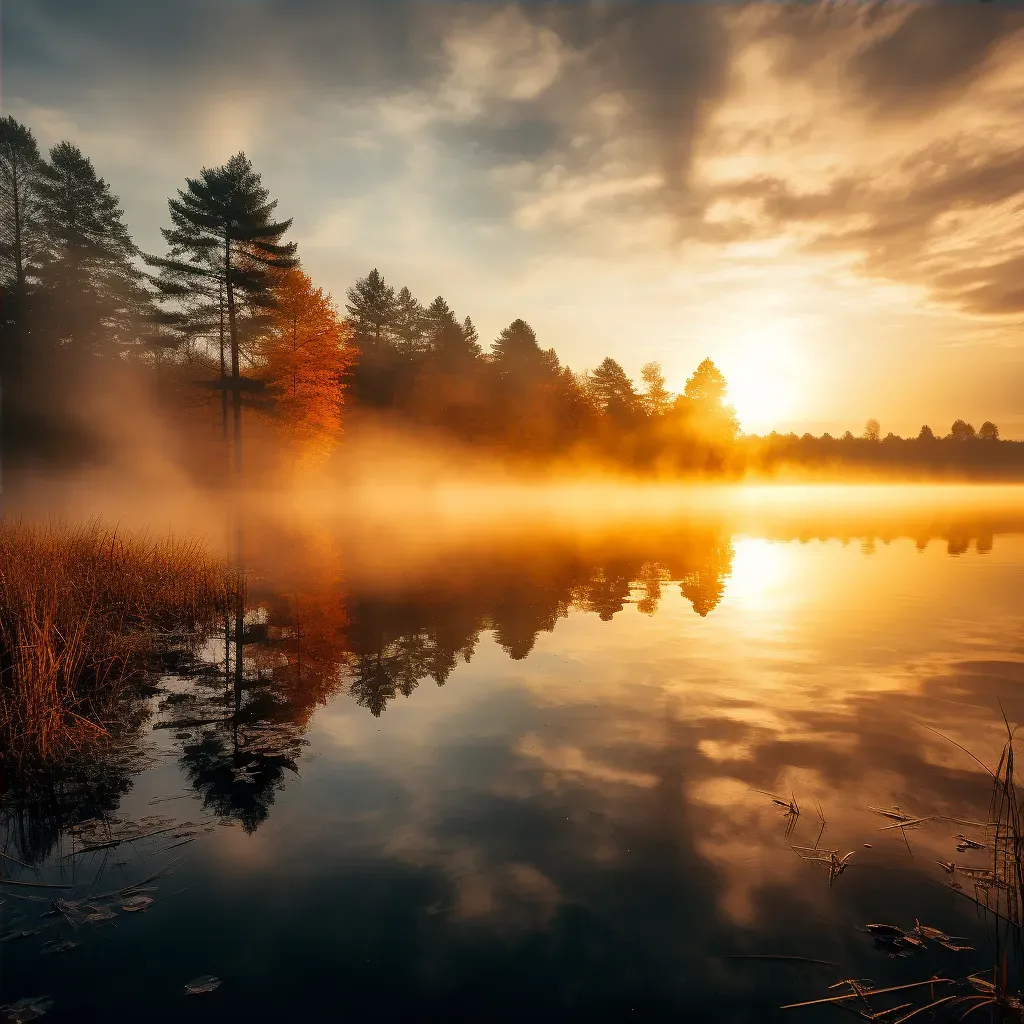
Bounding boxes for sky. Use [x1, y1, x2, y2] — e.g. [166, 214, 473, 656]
[5, 1, 1024, 436]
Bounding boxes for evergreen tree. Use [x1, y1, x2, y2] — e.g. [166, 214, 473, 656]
[392, 285, 424, 353]
[461, 316, 479, 349]
[345, 269, 395, 351]
[678, 357, 738, 444]
[148, 152, 298, 471]
[424, 296, 481, 369]
[491, 319, 556, 381]
[35, 142, 152, 357]
[917, 424, 935, 441]
[0, 117, 44, 296]
[0, 117, 45, 475]
[682, 357, 728, 406]
[589, 357, 639, 421]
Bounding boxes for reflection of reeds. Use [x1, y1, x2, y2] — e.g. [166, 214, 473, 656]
[0, 519, 234, 760]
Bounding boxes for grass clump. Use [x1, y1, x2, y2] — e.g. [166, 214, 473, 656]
[0, 518, 234, 760]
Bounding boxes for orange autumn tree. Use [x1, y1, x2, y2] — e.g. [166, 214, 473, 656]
[259, 268, 353, 467]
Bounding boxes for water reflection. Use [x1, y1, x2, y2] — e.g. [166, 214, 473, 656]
[3, 503, 1024, 1021]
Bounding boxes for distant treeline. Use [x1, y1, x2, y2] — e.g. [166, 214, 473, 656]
[1, 114, 1019, 478]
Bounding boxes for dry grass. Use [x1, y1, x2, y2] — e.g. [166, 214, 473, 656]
[0, 518, 234, 759]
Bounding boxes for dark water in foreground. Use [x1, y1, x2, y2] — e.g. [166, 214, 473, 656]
[4, 495, 1024, 1021]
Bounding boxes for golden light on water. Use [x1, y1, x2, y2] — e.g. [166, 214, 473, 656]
[723, 537, 792, 611]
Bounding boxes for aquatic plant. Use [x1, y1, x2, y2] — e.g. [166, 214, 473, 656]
[0, 518, 234, 760]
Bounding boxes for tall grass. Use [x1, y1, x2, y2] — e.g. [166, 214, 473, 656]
[0, 519, 234, 760]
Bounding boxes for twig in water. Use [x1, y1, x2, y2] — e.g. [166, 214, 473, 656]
[781, 978, 954, 1010]
[721, 954, 839, 967]
[0, 879, 74, 890]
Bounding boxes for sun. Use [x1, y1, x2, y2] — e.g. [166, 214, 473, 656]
[718, 325, 804, 434]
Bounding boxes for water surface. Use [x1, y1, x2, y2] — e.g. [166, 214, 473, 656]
[4, 490, 1024, 1021]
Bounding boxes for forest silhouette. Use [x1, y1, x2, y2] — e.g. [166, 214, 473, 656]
[2, 116, 1022, 486]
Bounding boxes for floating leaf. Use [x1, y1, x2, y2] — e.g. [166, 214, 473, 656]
[83, 906, 116, 924]
[184, 975, 221, 995]
[121, 896, 153, 913]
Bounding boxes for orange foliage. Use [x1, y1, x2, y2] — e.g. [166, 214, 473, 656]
[259, 268, 354, 467]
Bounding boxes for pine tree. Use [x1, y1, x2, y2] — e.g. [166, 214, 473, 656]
[424, 296, 481, 369]
[35, 141, 152, 357]
[148, 152, 298, 471]
[345, 269, 396, 351]
[491, 319, 556, 381]
[392, 285, 424, 353]
[0, 117, 45, 471]
[589, 357, 639, 421]
[0, 117, 44, 297]
[682, 358, 728, 406]
[680, 357, 738, 443]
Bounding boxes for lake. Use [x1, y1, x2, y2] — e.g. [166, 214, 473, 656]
[4, 486, 1024, 1022]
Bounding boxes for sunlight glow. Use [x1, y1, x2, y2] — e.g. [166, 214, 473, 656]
[719, 324, 804, 434]
[725, 537, 792, 610]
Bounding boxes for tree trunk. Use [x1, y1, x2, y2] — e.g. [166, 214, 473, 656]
[219, 281, 228, 446]
[12, 161, 23, 293]
[225, 236, 242, 476]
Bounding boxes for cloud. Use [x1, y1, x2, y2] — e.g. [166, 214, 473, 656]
[7, 1, 1024, 431]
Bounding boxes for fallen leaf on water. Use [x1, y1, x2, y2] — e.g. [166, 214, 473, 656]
[121, 896, 153, 913]
[83, 906, 116, 924]
[184, 976, 221, 995]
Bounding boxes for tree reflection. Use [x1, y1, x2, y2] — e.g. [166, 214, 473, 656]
[2, 516, 1010, 848]
[679, 540, 734, 618]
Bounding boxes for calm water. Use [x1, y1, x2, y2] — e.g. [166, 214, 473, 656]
[4, 492, 1024, 1021]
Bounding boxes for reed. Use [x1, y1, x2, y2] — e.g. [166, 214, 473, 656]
[0, 518, 234, 760]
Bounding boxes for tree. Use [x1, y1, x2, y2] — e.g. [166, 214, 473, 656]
[640, 361, 672, 417]
[949, 419, 976, 441]
[683, 357, 728, 406]
[917, 424, 935, 441]
[491, 319, 556, 381]
[679, 357, 738, 443]
[423, 296, 481, 369]
[979, 420, 999, 441]
[842, 430, 854, 441]
[391, 285, 424, 353]
[258, 268, 352, 467]
[0, 116, 44, 297]
[345, 268, 395, 352]
[863, 418, 881, 442]
[0, 117, 45, 481]
[35, 142, 152, 357]
[589, 357, 639, 422]
[148, 152, 298, 472]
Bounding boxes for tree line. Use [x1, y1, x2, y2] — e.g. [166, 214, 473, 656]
[1, 113, 1018, 478]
